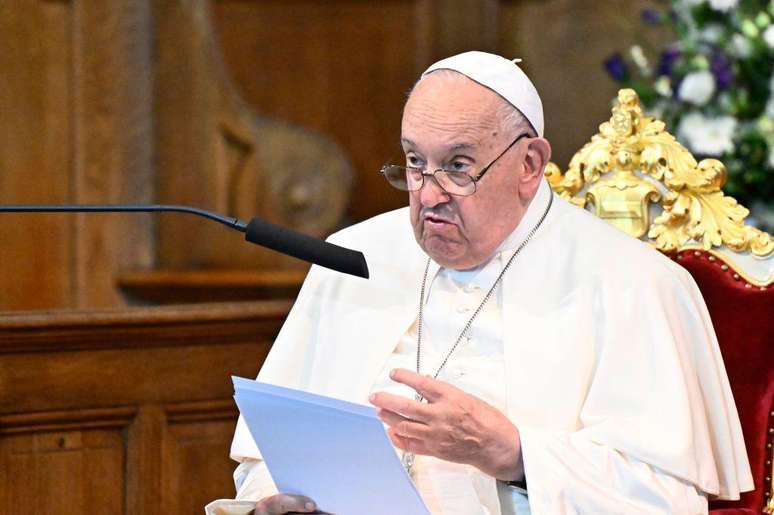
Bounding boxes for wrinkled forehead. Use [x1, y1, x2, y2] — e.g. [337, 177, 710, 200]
[402, 72, 506, 142]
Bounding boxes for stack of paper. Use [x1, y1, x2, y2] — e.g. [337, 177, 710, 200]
[233, 376, 430, 515]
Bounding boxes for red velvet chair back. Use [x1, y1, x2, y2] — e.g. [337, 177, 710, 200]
[675, 250, 773, 513]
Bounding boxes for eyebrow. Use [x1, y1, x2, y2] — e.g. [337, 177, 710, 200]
[449, 143, 476, 152]
[400, 138, 477, 153]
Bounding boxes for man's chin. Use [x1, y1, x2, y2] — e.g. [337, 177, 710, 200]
[419, 236, 469, 268]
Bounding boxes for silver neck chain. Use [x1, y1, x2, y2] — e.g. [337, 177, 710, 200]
[415, 190, 553, 387]
[402, 191, 553, 475]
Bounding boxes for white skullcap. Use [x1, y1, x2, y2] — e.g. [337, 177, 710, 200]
[421, 51, 544, 137]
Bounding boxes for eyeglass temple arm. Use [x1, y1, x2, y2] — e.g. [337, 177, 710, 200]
[473, 133, 530, 182]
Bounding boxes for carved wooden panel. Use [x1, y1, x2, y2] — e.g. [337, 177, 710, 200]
[0, 407, 135, 515]
[161, 402, 240, 514]
[153, 0, 355, 272]
[0, 428, 126, 515]
[0, 302, 289, 514]
[211, 0, 419, 223]
[0, 0, 153, 311]
[211, 0, 500, 224]
[69, 0, 155, 308]
[0, 0, 75, 309]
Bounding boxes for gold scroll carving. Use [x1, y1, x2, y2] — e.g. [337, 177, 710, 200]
[546, 88, 773, 258]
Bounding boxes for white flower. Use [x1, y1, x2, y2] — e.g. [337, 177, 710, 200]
[718, 92, 735, 111]
[708, 0, 738, 11]
[654, 76, 673, 97]
[766, 96, 774, 119]
[700, 24, 725, 43]
[629, 45, 651, 75]
[763, 25, 774, 49]
[678, 71, 716, 105]
[767, 72, 774, 118]
[677, 112, 737, 156]
[646, 101, 668, 120]
[729, 33, 752, 58]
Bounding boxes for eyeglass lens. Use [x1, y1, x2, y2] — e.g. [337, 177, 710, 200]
[383, 166, 476, 196]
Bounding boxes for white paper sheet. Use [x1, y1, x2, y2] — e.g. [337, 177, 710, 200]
[232, 376, 430, 515]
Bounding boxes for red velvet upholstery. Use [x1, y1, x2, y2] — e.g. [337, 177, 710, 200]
[673, 250, 773, 513]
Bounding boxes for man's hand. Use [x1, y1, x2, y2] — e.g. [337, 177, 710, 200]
[369, 368, 524, 481]
[254, 494, 318, 515]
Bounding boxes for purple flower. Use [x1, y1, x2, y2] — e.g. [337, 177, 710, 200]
[604, 53, 629, 82]
[657, 47, 681, 77]
[711, 51, 734, 90]
[641, 9, 662, 24]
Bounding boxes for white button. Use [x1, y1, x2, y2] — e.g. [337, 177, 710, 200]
[463, 284, 477, 293]
[456, 305, 470, 314]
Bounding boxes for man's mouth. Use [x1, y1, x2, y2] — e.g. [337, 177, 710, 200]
[423, 214, 456, 230]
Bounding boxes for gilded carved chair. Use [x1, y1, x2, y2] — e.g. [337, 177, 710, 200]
[546, 89, 774, 514]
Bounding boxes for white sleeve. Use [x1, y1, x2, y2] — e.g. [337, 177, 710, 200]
[234, 458, 278, 501]
[517, 425, 708, 514]
[202, 459, 278, 515]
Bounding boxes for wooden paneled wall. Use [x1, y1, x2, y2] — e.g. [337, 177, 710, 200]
[0, 301, 289, 515]
[211, 0, 501, 222]
[0, 0, 154, 310]
[0, 0, 654, 311]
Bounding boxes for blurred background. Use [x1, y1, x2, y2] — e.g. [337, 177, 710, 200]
[0, 0, 695, 312]
[1, 1, 772, 513]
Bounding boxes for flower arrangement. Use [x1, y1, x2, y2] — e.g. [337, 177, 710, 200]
[605, 0, 774, 230]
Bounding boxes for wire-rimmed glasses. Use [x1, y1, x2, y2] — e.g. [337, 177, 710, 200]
[380, 133, 529, 197]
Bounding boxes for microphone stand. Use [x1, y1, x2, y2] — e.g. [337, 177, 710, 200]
[0, 204, 369, 279]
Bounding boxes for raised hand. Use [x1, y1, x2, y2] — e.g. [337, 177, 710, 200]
[369, 368, 524, 482]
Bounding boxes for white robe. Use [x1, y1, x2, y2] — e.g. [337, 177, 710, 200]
[229, 179, 752, 513]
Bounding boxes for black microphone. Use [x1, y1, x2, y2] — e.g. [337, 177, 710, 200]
[0, 204, 369, 279]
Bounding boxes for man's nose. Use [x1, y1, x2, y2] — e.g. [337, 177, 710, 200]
[417, 173, 449, 208]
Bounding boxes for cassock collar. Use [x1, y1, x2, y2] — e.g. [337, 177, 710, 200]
[425, 177, 553, 291]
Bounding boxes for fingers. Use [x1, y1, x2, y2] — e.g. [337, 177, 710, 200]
[386, 427, 430, 455]
[389, 368, 448, 401]
[255, 494, 317, 515]
[369, 391, 432, 422]
[376, 408, 432, 440]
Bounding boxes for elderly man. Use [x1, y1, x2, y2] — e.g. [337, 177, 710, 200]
[223, 52, 751, 514]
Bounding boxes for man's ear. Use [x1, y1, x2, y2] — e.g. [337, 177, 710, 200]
[521, 138, 552, 183]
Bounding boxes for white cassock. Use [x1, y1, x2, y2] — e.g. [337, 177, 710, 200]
[226, 178, 752, 514]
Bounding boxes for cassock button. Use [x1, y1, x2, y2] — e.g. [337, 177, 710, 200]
[463, 284, 477, 294]
[457, 305, 471, 314]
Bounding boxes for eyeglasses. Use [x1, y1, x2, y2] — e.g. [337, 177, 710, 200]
[380, 133, 529, 197]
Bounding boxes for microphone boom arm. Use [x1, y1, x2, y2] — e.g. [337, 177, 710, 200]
[0, 204, 369, 279]
[0, 204, 248, 231]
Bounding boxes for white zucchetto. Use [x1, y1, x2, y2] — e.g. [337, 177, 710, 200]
[422, 51, 545, 137]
